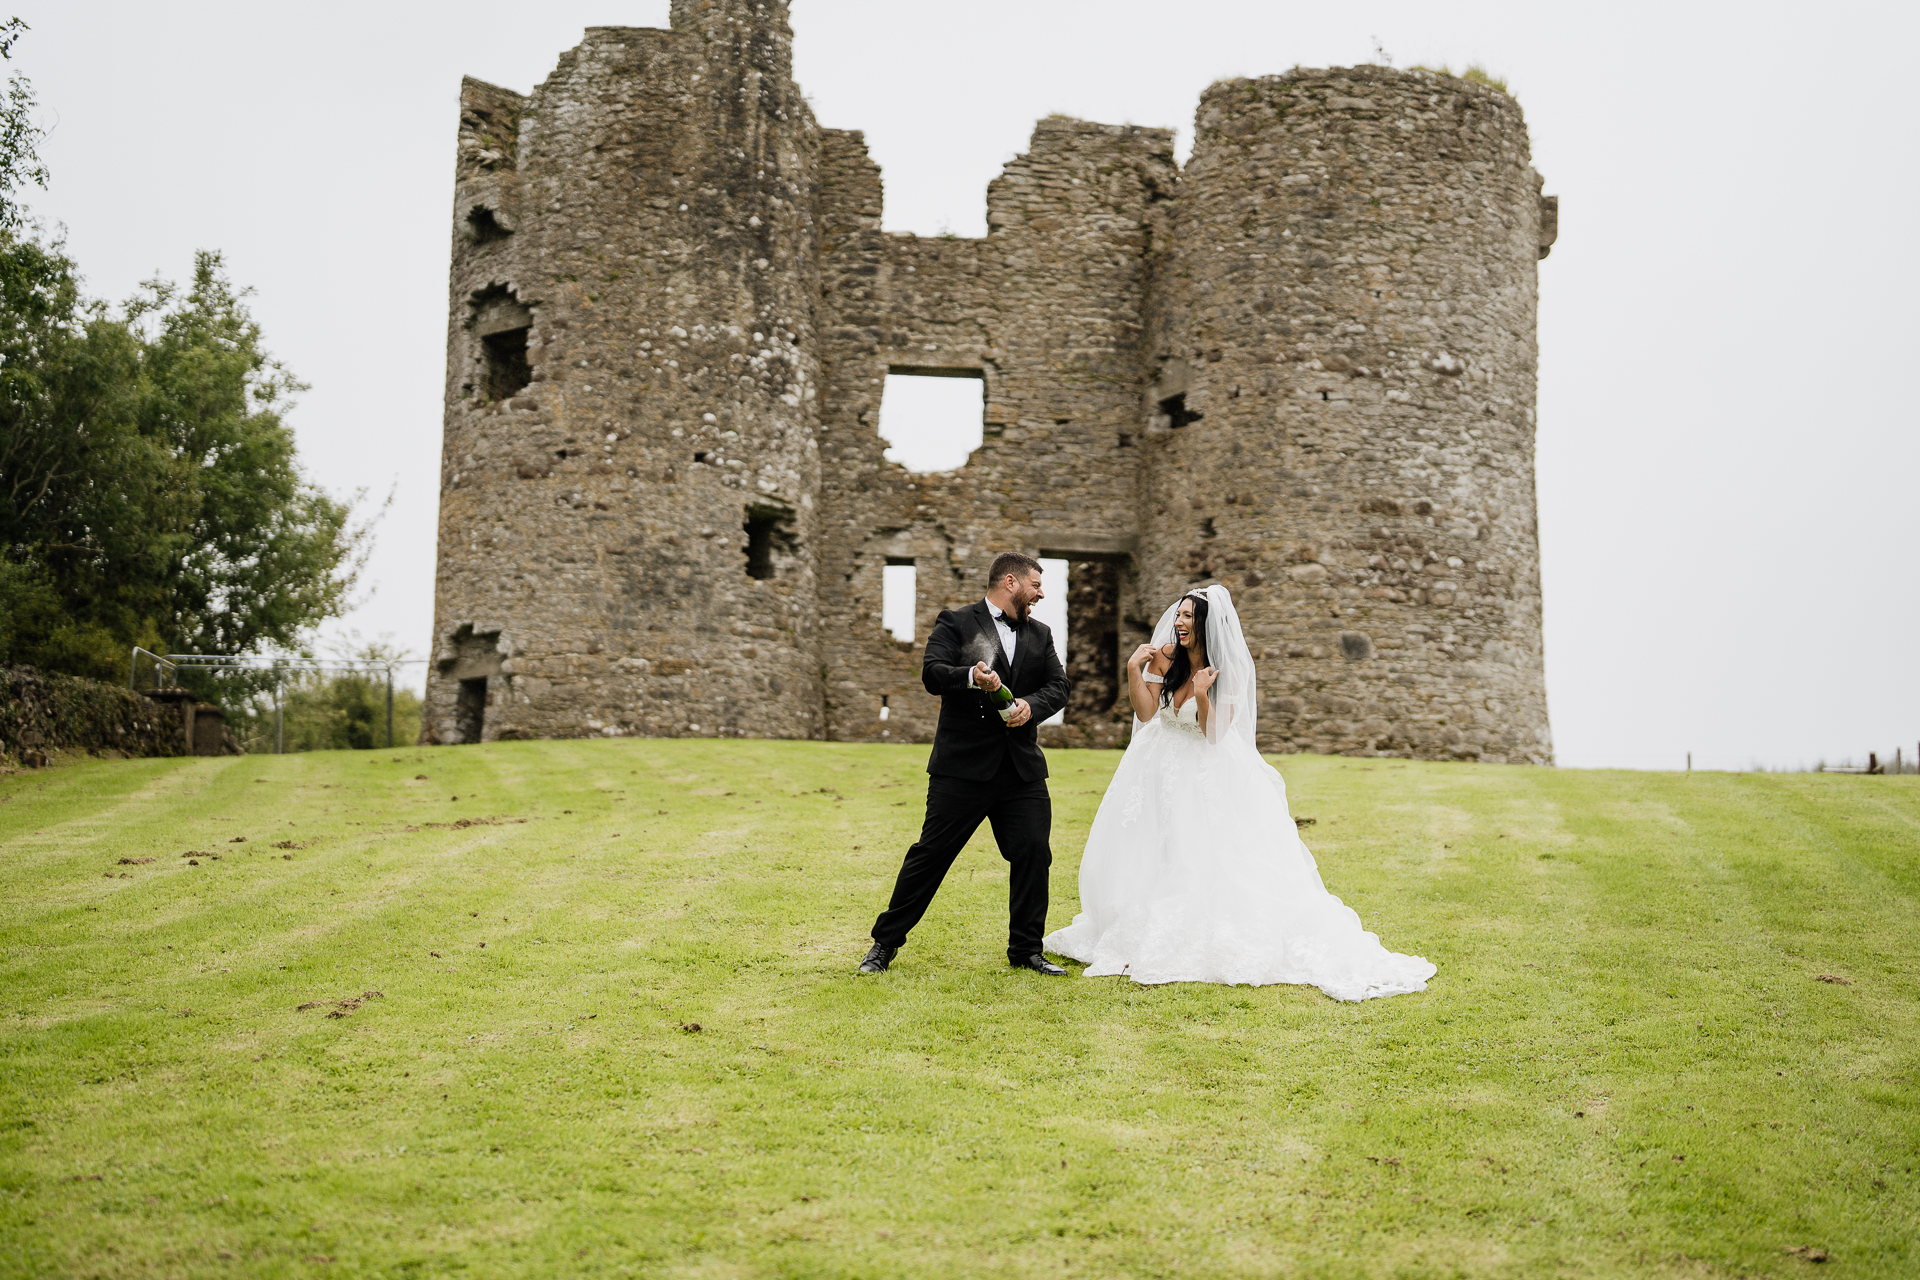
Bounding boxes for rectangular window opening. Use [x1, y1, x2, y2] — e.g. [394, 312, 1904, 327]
[745, 522, 773, 579]
[472, 287, 534, 402]
[1159, 392, 1201, 429]
[882, 558, 916, 642]
[1034, 557, 1069, 726]
[744, 504, 796, 581]
[879, 370, 985, 473]
[1063, 560, 1122, 725]
[483, 328, 531, 400]
[466, 205, 511, 244]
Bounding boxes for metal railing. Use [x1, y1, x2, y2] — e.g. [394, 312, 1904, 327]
[129, 648, 427, 752]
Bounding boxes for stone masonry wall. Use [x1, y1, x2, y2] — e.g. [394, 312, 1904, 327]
[425, 1, 827, 744]
[0, 665, 184, 764]
[1137, 67, 1553, 762]
[428, 12, 1555, 763]
[812, 119, 1176, 745]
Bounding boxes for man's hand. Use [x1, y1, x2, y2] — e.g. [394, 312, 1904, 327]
[972, 661, 1003, 693]
[1004, 698, 1032, 728]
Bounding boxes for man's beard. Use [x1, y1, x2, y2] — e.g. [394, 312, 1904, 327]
[1008, 592, 1034, 623]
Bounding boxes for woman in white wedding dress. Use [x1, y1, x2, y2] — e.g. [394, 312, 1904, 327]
[1042, 585, 1436, 1001]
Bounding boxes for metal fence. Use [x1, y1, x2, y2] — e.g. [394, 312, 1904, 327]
[1816, 746, 1917, 775]
[129, 649, 427, 752]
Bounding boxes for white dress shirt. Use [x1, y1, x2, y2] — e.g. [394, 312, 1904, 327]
[967, 598, 1019, 687]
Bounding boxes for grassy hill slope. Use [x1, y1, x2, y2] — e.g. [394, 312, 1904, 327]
[0, 741, 1914, 1278]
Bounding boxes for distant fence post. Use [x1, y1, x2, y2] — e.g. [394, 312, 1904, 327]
[386, 668, 394, 750]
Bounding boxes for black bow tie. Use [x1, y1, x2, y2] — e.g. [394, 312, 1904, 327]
[995, 611, 1027, 631]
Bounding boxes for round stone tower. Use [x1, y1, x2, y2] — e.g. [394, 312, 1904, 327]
[1139, 66, 1556, 762]
[423, 0, 826, 743]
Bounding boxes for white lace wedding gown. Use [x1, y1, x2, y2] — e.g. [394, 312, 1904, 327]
[1043, 587, 1436, 1002]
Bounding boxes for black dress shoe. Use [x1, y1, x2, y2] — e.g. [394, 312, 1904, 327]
[1010, 953, 1067, 976]
[857, 944, 897, 974]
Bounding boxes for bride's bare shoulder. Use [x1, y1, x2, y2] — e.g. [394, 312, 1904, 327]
[1148, 644, 1176, 673]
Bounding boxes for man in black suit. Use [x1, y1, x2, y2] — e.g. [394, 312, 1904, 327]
[859, 552, 1072, 975]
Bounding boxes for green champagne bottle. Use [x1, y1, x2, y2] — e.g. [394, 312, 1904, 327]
[985, 678, 1016, 721]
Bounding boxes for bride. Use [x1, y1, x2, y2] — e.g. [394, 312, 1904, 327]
[1042, 584, 1436, 1001]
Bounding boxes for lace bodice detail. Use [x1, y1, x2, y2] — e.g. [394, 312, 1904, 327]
[1154, 696, 1205, 737]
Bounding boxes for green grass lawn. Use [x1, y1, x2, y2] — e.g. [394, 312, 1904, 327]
[0, 741, 1914, 1279]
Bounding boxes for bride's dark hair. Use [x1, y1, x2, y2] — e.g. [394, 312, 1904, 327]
[1161, 592, 1210, 707]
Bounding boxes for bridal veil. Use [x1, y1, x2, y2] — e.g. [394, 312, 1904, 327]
[1144, 584, 1258, 749]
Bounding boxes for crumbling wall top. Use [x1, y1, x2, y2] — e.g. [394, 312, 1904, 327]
[1194, 64, 1528, 137]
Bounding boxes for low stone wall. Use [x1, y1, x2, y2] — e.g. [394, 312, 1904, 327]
[1039, 720, 1131, 751]
[0, 665, 191, 766]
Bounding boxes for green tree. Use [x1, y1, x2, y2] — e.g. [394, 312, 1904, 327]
[0, 17, 48, 233]
[0, 235, 155, 674]
[0, 19, 361, 682]
[0, 239, 363, 681]
[129, 253, 363, 661]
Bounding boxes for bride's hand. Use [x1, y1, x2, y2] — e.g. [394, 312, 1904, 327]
[1192, 666, 1219, 696]
[1128, 643, 1158, 670]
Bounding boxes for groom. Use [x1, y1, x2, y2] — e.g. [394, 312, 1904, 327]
[859, 553, 1072, 976]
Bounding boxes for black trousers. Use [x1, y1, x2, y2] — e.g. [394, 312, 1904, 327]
[870, 753, 1053, 959]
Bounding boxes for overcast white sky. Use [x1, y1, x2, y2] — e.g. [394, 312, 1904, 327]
[16, 1, 1918, 770]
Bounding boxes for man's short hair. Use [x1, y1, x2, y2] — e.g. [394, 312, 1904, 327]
[986, 552, 1042, 588]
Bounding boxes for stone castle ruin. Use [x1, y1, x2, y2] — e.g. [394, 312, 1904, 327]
[425, 0, 1558, 763]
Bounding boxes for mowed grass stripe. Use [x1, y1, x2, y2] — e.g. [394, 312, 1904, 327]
[0, 742, 1913, 1279]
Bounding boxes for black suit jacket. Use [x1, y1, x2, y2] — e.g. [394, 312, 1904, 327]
[920, 601, 1071, 783]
